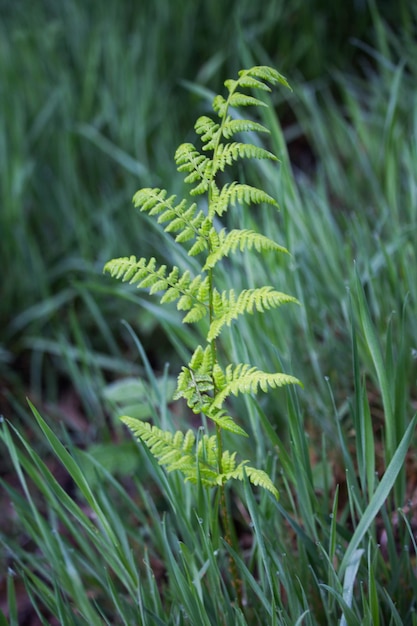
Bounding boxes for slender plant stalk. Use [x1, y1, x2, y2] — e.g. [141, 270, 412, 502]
[206, 167, 243, 604]
[209, 267, 242, 604]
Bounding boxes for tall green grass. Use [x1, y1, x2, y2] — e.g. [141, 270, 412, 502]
[1, 303, 416, 623]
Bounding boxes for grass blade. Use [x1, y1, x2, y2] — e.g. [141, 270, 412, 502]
[339, 413, 417, 577]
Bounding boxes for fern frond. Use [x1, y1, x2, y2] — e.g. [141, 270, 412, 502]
[121, 417, 195, 468]
[225, 77, 271, 94]
[213, 364, 302, 409]
[175, 143, 212, 196]
[204, 229, 288, 270]
[188, 343, 213, 372]
[122, 416, 278, 496]
[133, 187, 208, 244]
[208, 287, 299, 341]
[212, 65, 290, 120]
[104, 256, 163, 285]
[187, 222, 215, 257]
[240, 66, 291, 91]
[212, 95, 228, 118]
[175, 371, 248, 435]
[209, 182, 278, 218]
[222, 117, 269, 139]
[243, 466, 278, 498]
[228, 92, 268, 110]
[122, 417, 220, 486]
[108, 65, 295, 510]
[103, 256, 209, 322]
[175, 366, 213, 414]
[226, 463, 279, 499]
[219, 449, 238, 474]
[173, 346, 237, 416]
[174, 345, 214, 412]
[194, 116, 221, 151]
[174, 347, 255, 436]
[208, 410, 248, 437]
[213, 142, 277, 174]
[197, 115, 270, 151]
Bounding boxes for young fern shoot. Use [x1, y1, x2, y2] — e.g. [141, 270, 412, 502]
[104, 66, 301, 501]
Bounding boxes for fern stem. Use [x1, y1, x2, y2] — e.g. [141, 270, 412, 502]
[220, 483, 243, 607]
[207, 173, 243, 610]
[208, 274, 224, 475]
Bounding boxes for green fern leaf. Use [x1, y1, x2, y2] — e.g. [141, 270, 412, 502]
[195, 115, 270, 150]
[208, 287, 299, 341]
[227, 76, 271, 93]
[195, 115, 220, 150]
[175, 345, 208, 395]
[104, 256, 209, 321]
[174, 345, 214, 412]
[175, 143, 212, 195]
[219, 449, 238, 474]
[176, 368, 213, 413]
[133, 187, 208, 244]
[182, 303, 207, 324]
[187, 222, 214, 257]
[213, 364, 302, 408]
[195, 434, 218, 467]
[214, 142, 277, 174]
[177, 274, 210, 322]
[189, 344, 213, 371]
[204, 229, 288, 270]
[104, 256, 163, 285]
[209, 182, 278, 218]
[212, 94, 228, 118]
[205, 408, 248, 437]
[188, 235, 209, 257]
[122, 416, 278, 495]
[122, 417, 220, 486]
[211, 66, 290, 123]
[244, 466, 279, 497]
[222, 118, 269, 139]
[173, 346, 251, 431]
[121, 417, 195, 467]
[228, 92, 268, 109]
[228, 463, 279, 499]
[241, 66, 291, 91]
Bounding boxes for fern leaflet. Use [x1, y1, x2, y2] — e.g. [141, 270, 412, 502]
[221, 117, 269, 139]
[175, 143, 212, 196]
[121, 416, 276, 495]
[213, 142, 277, 174]
[103, 256, 209, 322]
[204, 229, 288, 269]
[208, 287, 299, 340]
[213, 364, 302, 409]
[227, 464, 279, 499]
[208, 182, 277, 218]
[133, 187, 210, 245]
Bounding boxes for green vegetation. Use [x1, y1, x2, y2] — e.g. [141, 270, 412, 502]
[1, 1, 417, 624]
[105, 66, 301, 605]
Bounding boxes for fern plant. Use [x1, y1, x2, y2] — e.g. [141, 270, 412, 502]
[104, 65, 301, 604]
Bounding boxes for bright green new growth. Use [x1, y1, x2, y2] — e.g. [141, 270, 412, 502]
[104, 66, 301, 501]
